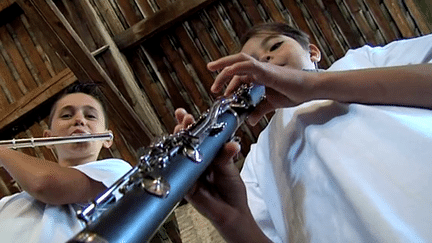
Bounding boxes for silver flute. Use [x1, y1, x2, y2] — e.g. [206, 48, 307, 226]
[0, 132, 113, 149]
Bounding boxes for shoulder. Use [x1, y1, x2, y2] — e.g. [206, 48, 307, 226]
[72, 158, 132, 188]
[329, 34, 432, 71]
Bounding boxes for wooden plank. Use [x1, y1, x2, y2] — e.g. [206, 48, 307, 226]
[17, 0, 153, 149]
[405, 0, 431, 34]
[0, 0, 18, 17]
[89, 0, 127, 36]
[278, 0, 332, 68]
[160, 35, 209, 114]
[221, 0, 251, 41]
[10, 17, 52, 82]
[189, 16, 224, 61]
[0, 25, 37, 93]
[134, 0, 155, 18]
[204, 4, 238, 54]
[238, 0, 264, 25]
[343, 0, 380, 45]
[129, 50, 176, 132]
[322, 0, 362, 48]
[174, 25, 216, 98]
[363, 0, 398, 42]
[115, 0, 144, 26]
[77, 0, 165, 136]
[302, 0, 346, 58]
[144, 38, 191, 112]
[114, 0, 217, 51]
[19, 14, 66, 75]
[383, 0, 415, 38]
[0, 68, 76, 130]
[0, 45, 23, 103]
[259, 0, 286, 23]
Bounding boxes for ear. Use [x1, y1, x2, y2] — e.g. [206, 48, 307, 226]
[43, 130, 55, 150]
[102, 130, 113, 149]
[309, 44, 321, 63]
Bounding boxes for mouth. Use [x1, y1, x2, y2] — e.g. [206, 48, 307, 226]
[70, 129, 91, 136]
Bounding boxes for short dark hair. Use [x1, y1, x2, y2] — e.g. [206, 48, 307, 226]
[48, 82, 108, 128]
[240, 22, 311, 50]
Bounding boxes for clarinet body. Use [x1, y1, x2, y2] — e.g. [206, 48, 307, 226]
[67, 84, 265, 243]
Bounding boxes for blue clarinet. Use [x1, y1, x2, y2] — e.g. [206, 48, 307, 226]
[67, 84, 265, 243]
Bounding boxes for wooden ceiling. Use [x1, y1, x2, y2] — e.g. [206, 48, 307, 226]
[0, 0, 430, 241]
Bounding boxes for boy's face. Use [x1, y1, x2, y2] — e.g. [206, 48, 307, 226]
[241, 32, 320, 70]
[44, 93, 112, 166]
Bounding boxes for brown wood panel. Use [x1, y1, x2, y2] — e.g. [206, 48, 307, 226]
[383, 0, 415, 38]
[189, 16, 224, 61]
[115, 0, 144, 27]
[302, 0, 346, 58]
[19, 14, 66, 74]
[114, 0, 218, 51]
[10, 17, 52, 82]
[154, 0, 170, 10]
[0, 25, 37, 94]
[134, 0, 156, 18]
[220, 0, 251, 41]
[128, 51, 176, 132]
[405, 0, 431, 34]
[174, 25, 216, 98]
[89, 0, 127, 36]
[0, 0, 16, 12]
[343, 0, 380, 45]
[322, 0, 362, 48]
[260, 0, 286, 23]
[363, 0, 399, 42]
[160, 35, 209, 114]
[0, 80, 10, 107]
[278, 0, 332, 67]
[238, 0, 264, 25]
[204, 4, 238, 54]
[0, 49, 23, 103]
[144, 38, 192, 112]
[0, 68, 76, 130]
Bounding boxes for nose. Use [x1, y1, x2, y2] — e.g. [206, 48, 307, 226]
[260, 54, 273, 63]
[74, 113, 86, 126]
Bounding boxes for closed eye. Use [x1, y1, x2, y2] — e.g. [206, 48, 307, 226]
[60, 113, 72, 119]
[269, 41, 283, 52]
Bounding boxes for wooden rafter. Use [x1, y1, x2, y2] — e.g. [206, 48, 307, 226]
[0, 68, 76, 130]
[114, 0, 217, 51]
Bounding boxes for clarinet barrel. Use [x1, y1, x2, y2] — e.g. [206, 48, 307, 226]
[68, 84, 265, 243]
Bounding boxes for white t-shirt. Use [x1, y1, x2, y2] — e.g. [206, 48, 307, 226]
[241, 34, 432, 243]
[0, 158, 132, 243]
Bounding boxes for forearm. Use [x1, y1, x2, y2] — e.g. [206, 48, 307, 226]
[0, 148, 60, 193]
[0, 148, 102, 204]
[314, 64, 432, 108]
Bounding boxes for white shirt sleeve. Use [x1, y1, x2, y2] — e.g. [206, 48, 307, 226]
[328, 33, 432, 71]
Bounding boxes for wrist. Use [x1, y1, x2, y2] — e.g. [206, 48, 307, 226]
[214, 209, 272, 243]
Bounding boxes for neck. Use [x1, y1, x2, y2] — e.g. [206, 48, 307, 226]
[58, 154, 99, 167]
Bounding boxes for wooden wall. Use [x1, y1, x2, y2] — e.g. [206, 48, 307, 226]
[0, 0, 431, 242]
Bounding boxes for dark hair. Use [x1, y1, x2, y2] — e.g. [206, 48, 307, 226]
[240, 22, 311, 50]
[48, 82, 108, 128]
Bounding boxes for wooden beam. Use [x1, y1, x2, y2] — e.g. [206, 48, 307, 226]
[0, 68, 76, 130]
[17, 0, 153, 148]
[0, 0, 16, 13]
[114, 0, 217, 51]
